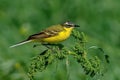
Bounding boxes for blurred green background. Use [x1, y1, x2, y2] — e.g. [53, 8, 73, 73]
[0, 0, 120, 80]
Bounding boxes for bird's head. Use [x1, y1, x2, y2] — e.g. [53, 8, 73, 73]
[61, 21, 80, 28]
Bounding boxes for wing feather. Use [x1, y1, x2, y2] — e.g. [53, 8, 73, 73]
[27, 25, 64, 40]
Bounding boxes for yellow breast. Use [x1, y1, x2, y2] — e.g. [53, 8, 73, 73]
[42, 27, 73, 43]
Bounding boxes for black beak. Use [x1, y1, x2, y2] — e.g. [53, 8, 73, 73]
[74, 24, 80, 27]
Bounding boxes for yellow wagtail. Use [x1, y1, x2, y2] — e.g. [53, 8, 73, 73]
[10, 21, 80, 48]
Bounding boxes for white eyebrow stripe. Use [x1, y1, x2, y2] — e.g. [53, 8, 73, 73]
[51, 30, 58, 34]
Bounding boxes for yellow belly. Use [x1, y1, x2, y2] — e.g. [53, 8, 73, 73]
[42, 28, 73, 43]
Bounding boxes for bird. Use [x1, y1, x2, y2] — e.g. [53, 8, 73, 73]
[9, 21, 80, 48]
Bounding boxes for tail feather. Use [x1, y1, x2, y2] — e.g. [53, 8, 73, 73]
[9, 40, 32, 48]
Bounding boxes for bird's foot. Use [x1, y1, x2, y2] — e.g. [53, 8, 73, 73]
[33, 44, 41, 48]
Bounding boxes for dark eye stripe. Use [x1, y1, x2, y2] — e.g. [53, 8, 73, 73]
[65, 25, 73, 27]
[67, 25, 73, 26]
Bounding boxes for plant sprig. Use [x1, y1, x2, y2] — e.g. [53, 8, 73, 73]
[28, 29, 109, 80]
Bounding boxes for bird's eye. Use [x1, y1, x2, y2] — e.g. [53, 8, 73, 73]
[61, 21, 74, 27]
[66, 25, 72, 27]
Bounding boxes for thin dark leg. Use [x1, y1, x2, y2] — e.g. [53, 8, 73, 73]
[42, 44, 64, 49]
[33, 44, 41, 48]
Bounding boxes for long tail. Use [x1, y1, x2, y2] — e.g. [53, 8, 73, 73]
[9, 40, 32, 48]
